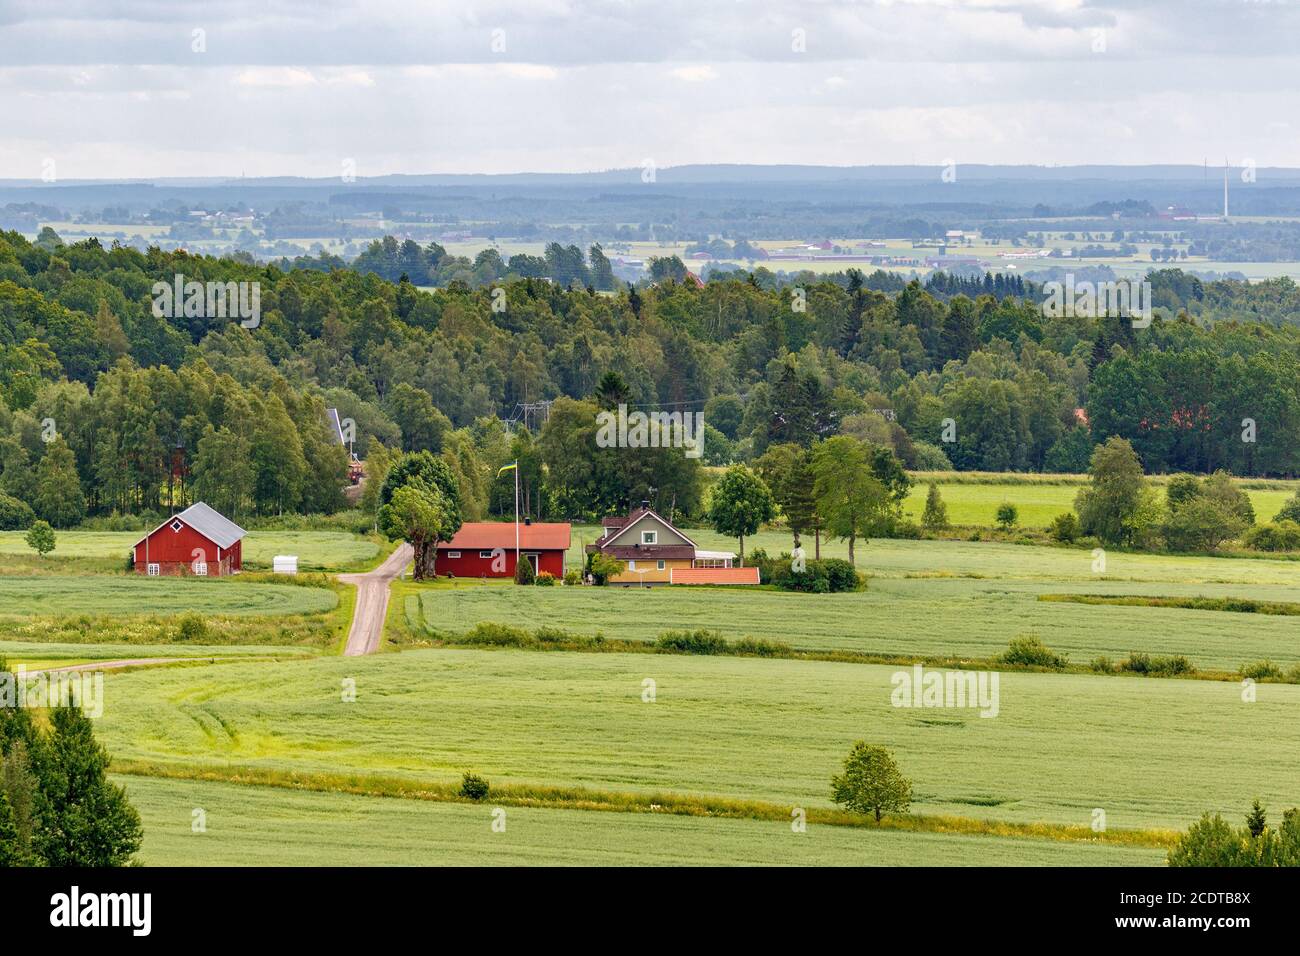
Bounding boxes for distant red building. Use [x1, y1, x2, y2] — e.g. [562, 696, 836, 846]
[435, 521, 570, 578]
[132, 502, 246, 577]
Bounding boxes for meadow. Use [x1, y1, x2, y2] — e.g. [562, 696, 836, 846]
[92, 649, 1300, 830]
[0, 575, 337, 617]
[0, 530, 379, 572]
[118, 774, 1162, 867]
[471, 536, 1300, 669]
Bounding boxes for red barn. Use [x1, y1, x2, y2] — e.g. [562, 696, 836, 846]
[132, 502, 246, 577]
[435, 521, 570, 579]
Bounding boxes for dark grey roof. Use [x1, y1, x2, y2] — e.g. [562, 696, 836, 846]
[174, 501, 246, 548]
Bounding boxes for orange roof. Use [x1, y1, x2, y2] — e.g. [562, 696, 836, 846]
[438, 522, 571, 551]
[670, 566, 761, 586]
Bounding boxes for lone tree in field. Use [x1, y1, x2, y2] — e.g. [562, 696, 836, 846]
[25, 520, 55, 558]
[1074, 436, 1147, 546]
[831, 742, 913, 822]
[811, 436, 888, 565]
[921, 482, 949, 531]
[708, 464, 774, 566]
[995, 502, 1018, 531]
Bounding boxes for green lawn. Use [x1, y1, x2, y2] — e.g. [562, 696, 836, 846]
[93, 649, 1299, 830]
[0, 530, 378, 571]
[0, 576, 337, 617]
[425, 537, 1300, 669]
[898, 483, 1294, 528]
[119, 774, 1162, 866]
[0, 640, 320, 665]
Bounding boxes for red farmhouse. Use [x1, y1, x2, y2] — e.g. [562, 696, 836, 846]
[435, 521, 570, 579]
[132, 501, 246, 577]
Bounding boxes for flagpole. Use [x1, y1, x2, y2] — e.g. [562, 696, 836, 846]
[514, 458, 520, 574]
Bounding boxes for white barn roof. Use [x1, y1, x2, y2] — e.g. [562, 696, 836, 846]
[134, 501, 246, 549]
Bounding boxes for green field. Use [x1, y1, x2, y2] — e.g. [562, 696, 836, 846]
[0, 640, 319, 665]
[119, 774, 1162, 866]
[93, 649, 1299, 830]
[0, 530, 378, 571]
[437, 537, 1300, 669]
[0, 575, 337, 618]
[900, 483, 1293, 529]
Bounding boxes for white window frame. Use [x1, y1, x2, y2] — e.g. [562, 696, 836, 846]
[657, 560, 665, 571]
[170, 519, 184, 532]
[479, 550, 494, 559]
[193, 561, 208, 576]
[641, 530, 657, 545]
[627, 559, 636, 570]
[146, 563, 160, 576]
[447, 551, 461, 559]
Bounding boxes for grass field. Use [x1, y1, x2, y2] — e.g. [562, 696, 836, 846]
[472, 536, 1300, 669]
[92, 649, 1299, 830]
[0, 575, 337, 617]
[0, 530, 378, 571]
[0, 640, 320, 665]
[118, 774, 1163, 866]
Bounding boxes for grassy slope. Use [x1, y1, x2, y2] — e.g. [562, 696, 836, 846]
[94, 649, 1299, 830]
[418, 538, 1300, 669]
[119, 774, 1162, 866]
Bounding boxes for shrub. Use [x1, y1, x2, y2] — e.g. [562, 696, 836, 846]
[1245, 520, 1300, 553]
[563, 569, 582, 586]
[176, 614, 208, 642]
[24, 520, 55, 557]
[820, 558, 862, 593]
[1240, 660, 1284, 681]
[460, 772, 490, 800]
[0, 493, 34, 531]
[1162, 496, 1245, 552]
[997, 635, 1068, 669]
[514, 557, 536, 585]
[1049, 512, 1079, 543]
[995, 502, 1018, 530]
[586, 552, 624, 585]
[732, 636, 793, 657]
[1118, 652, 1194, 676]
[535, 571, 555, 586]
[1168, 801, 1300, 867]
[1274, 493, 1300, 524]
[655, 629, 729, 655]
[920, 482, 949, 532]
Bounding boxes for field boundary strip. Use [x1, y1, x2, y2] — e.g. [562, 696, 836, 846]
[109, 759, 1178, 851]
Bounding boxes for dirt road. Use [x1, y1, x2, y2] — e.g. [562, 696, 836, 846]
[338, 543, 413, 656]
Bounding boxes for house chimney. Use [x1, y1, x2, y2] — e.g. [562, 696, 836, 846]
[524, 516, 532, 526]
[640, 499, 650, 512]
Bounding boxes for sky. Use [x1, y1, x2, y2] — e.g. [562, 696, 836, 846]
[0, 0, 1296, 179]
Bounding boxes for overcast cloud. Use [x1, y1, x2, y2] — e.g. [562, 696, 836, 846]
[0, 0, 1295, 178]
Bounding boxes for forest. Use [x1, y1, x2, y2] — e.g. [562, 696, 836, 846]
[3, 227, 1300, 532]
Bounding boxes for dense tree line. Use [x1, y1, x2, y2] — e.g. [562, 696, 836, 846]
[5, 226, 1300, 530]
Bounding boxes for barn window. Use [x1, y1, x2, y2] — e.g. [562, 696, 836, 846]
[170, 519, 184, 532]
[193, 562, 208, 576]
[479, 550, 493, 559]
[447, 551, 461, 559]
[146, 563, 160, 576]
